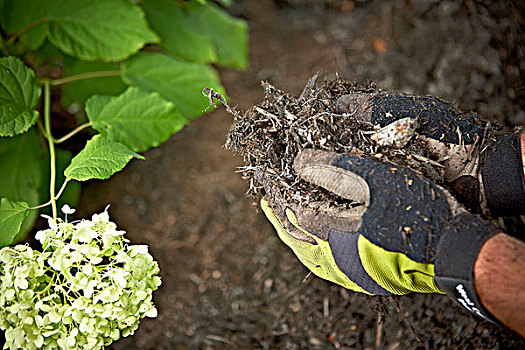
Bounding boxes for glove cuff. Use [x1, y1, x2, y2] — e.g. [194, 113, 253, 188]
[434, 214, 501, 324]
[481, 132, 525, 216]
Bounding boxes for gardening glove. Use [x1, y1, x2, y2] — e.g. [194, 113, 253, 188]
[336, 92, 525, 216]
[262, 149, 501, 323]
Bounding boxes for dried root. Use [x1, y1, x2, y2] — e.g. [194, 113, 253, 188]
[226, 76, 446, 205]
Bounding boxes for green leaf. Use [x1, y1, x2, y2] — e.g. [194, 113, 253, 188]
[216, 0, 233, 7]
[123, 53, 226, 119]
[141, 0, 248, 68]
[1, 0, 49, 50]
[61, 59, 126, 110]
[0, 128, 43, 243]
[46, 0, 159, 61]
[0, 199, 29, 247]
[0, 57, 41, 136]
[185, 0, 248, 68]
[2, 0, 159, 61]
[86, 87, 186, 152]
[141, 0, 217, 64]
[64, 135, 143, 181]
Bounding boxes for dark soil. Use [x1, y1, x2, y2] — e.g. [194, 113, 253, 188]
[75, 1, 525, 349]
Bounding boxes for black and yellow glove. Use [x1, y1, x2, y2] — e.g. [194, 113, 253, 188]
[262, 149, 501, 322]
[336, 92, 525, 216]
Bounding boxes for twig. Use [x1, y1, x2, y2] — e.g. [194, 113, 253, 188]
[411, 153, 445, 168]
[299, 72, 319, 101]
[205, 335, 230, 344]
[323, 297, 330, 318]
[302, 271, 313, 283]
[393, 297, 423, 343]
[375, 310, 384, 350]
[254, 106, 280, 123]
[478, 121, 492, 156]
[291, 111, 334, 127]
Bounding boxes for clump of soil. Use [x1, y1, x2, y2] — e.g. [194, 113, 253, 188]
[227, 75, 453, 204]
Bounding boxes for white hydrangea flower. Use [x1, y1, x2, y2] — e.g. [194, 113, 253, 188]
[61, 204, 76, 215]
[0, 208, 161, 350]
[73, 220, 97, 243]
[40, 214, 58, 231]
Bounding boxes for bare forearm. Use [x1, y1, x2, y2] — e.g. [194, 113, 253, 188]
[474, 233, 525, 336]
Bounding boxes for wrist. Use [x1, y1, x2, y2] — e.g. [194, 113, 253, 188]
[481, 132, 525, 216]
[434, 214, 501, 324]
[474, 233, 525, 336]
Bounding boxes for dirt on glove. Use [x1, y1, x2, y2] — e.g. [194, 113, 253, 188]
[226, 75, 451, 205]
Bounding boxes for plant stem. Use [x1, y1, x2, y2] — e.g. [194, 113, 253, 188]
[29, 179, 69, 210]
[43, 80, 57, 219]
[5, 17, 48, 47]
[55, 122, 91, 144]
[29, 200, 52, 210]
[37, 119, 49, 139]
[50, 70, 121, 86]
[55, 179, 69, 199]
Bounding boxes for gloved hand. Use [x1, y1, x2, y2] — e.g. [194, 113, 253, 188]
[262, 149, 501, 322]
[336, 92, 525, 216]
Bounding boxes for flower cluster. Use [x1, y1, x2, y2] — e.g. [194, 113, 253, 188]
[0, 208, 161, 349]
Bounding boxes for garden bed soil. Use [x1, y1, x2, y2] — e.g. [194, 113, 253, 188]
[74, 1, 525, 349]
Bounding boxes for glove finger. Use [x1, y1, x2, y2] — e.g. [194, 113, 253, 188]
[263, 191, 364, 242]
[261, 196, 317, 244]
[294, 149, 370, 206]
[260, 198, 372, 294]
[295, 148, 469, 260]
[335, 92, 486, 144]
[335, 92, 374, 124]
[419, 135, 482, 211]
[336, 91, 420, 148]
[419, 135, 480, 181]
[264, 189, 442, 295]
